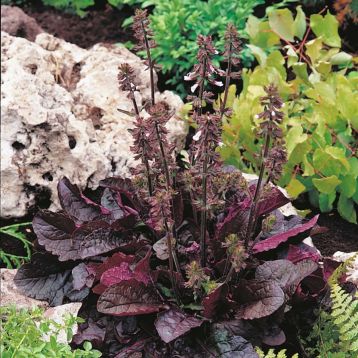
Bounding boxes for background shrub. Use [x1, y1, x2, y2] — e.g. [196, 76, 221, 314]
[220, 7, 357, 223]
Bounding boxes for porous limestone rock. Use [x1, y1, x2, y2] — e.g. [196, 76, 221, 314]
[1, 5, 44, 41]
[1, 31, 186, 218]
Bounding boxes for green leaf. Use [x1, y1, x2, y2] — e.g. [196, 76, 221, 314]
[286, 177, 306, 198]
[337, 194, 357, 224]
[292, 62, 309, 84]
[310, 12, 341, 47]
[312, 175, 341, 194]
[325, 147, 350, 171]
[339, 175, 357, 198]
[306, 38, 323, 64]
[293, 6, 306, 40]
[330, 52, 353, 66]
[246, 44, 267, 65]
[268, 8, 295, 42]
[286, 126, 308, 154]
[318, 192, 336, 212]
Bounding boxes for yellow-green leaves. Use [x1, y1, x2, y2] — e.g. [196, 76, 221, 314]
[310, 12, 341, 48]
[287, 178, 306, 198]
[293, 6, 306, 40]
[268, 8, 295, 41]
[313, 176, 341, 194]
[221, 6, 357, 223]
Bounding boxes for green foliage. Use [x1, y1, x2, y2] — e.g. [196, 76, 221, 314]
[148, 0, 265, 95]
[303, 258, 358, 357]
[220, 7, 358, 223]
[42, 0, 95, 17]
[40, 0, 145, 17]
[0, 222, 32, 268]
[0, 305, 102, 358]
[256, 347, 298, 358]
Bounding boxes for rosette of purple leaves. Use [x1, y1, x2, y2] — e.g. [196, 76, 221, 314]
[14, 15, 347, 357]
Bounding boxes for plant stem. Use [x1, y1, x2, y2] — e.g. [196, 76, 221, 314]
[197, 57, 207, 118]
[164, 220, 180, 303]
[140, 21, 155, 106]
[244, 129, 271, 248]
[154, 123, 171, 189]
[220, 42, 232, 119]
[200, 150, 208, 267]
[131, 96, 153, 196]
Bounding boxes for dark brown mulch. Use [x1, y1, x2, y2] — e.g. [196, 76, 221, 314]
[22, 1, 135, 49]
[311, 211, 358, 256]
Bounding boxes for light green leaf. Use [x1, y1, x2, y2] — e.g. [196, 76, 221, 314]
[268, 8, 295, 42]
[316, 61, 332, 75]
[338, 194, 357, 224]
[246, 44, 267, 65]
[330, 52, 352, 66]
[339, 175, 357, 198]
[286, 126, 308, 154]
[292, 62, 309, 84]
[319, 192, 336, 212]
[313, 175, 341, 194]
[285, 45, 298, 67]
[293, 6, 306, 40]
[325, 146, 350, 171]
[310, 12, 341, 47]
[303, 155, 315, 176]
[306, 38, 323, 64]
[286, 177, 306, 198]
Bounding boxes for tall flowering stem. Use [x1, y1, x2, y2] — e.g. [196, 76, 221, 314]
[220, 23, 241, 119]
[147, 102, 173, 190]
[118, 63, 154, 196]
[185, 35, 222, 121]
[133, 9, 157, 106]
[244, 84, 284, 248]
[148, 189, 180, 302]
[195, 113, 222, 266]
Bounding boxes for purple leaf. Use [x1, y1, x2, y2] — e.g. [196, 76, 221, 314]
[100, 263, 134, 287]
[253, 215, 319, 254]
[262, 326, 286, 346]
[215, 202, 249, 241]
[99, 176, 142, 212]
[58, 177, 105, 224]
[209, 327, 259, 358]
[33, 210, 76, 258]
[72, 263, 96, 291]
[14, 252, 88, 306]
[256, 187, 290, 217]
[255, 259, 318, 296]
[94, 252, 136, 281]
[101, 188, 126, 221]
[72, 321, 106, 346]
[285, 243, 321, 263]
[114, 338, 152, 358]
[236, 280, 285, 320]
[133, 249, 152, 285]
[202, 283, 228, 318]
[154, 308, 203, 343]
[97, 279, 167, 316]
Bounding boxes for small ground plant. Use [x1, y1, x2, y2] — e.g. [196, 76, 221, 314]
[13, 9, 350, 357]
[0, 222, 32, 268]
[0, 305, 102, 357]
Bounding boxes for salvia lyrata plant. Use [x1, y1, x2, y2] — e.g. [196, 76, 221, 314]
[14, 10, 349, 357]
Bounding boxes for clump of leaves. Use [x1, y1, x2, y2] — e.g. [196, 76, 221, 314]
[14, 13, 343, 357]
[0, 222, 32, 268]
[0, 305, 102, 357]
[220, 6, 357, 223]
